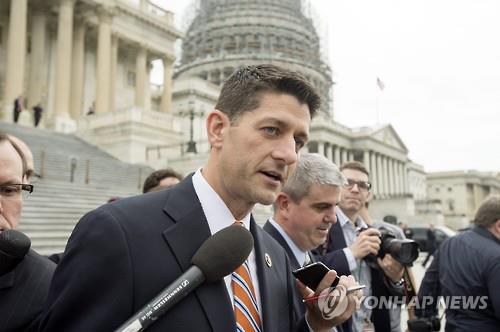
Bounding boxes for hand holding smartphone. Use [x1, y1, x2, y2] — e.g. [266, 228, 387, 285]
[292, 262, 340, 290]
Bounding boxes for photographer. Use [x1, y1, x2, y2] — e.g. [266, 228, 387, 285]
[414, 195, 500, 332]
[316, 161, 406, 332]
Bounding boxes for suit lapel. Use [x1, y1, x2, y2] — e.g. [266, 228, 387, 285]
[0, 270, 15, 290]
[328, 217, 348, 251]
[252, 218, 278, 332]
[263, 220, 301, 269]
[161, 176, 235, 331]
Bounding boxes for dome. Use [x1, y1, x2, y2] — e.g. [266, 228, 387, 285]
[175, 0, 334, 117]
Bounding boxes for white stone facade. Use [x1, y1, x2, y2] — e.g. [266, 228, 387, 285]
[426, 171, 500, 229]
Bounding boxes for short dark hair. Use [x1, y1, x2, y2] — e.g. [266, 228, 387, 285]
[215, 64, 321, 123]
[474, 195, 500, 228]
[0, 132, 27, 178]
[142, 168, 183, 193]
[340, 161, 370, 177]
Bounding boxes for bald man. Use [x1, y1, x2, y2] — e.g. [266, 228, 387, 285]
[0, 132, 55, 331]
[7, 135, 35, 183]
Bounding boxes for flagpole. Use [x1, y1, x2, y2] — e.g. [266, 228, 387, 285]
[375, 77, 384, 125]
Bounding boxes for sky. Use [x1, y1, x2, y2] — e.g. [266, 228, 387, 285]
[156, 0, 500, 173]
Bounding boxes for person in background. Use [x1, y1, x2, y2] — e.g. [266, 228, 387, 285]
[142, 168, 183, 193]
[416, 195, 500, 331]
[421, 224, 436, 268]
[33, 103, 43, 128]
[264, 153, 355, 332]
[0, 132, 56, 332]
[316, 161, 405, 332]
[13, 96, 23, 123]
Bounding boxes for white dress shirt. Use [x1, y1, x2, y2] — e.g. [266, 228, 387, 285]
[268, 217, 310, 266]
[192, 169, 262, 314]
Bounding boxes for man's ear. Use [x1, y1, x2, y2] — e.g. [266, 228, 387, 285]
[366, 190, 373, 203]
[206, 110, 229, 149]
[492, 219, 500, 239]
[275, 192, 292, 213]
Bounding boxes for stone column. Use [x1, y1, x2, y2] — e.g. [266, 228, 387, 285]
[363, 150, 370, 172]
[326, 144, 333, 162]
[383, 156, 389, 196]
[377, 154, 384, 196]
[28, 9, 47, 111]
[160, 56, 174, 113]
[334, 146, 341, 166]
[317, 141, 325, 156]
[135, 46, 147, 109]
[54, 0, 74, 118]
[144, 61, 152, 111]
[341, 148, 348, 165]
[371, 152, 378, 196]
[95, 7, 113, 113]
[395, 160, 402, 196]
[402, 163, 409, 195]
[2, 0, 28, 121]
[109, 36, 118, 112]
[70, 20, 86, 120]
[388, 158, 395, 197]
[399, 162, 406, 195]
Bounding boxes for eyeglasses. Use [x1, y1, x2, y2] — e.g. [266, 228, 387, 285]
[345, 179, 372, 191]
[0, 184, 34, 200]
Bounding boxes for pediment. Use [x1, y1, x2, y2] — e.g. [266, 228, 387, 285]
[369, 125, 408, 152]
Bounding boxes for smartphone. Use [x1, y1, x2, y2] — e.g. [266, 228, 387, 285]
[292, 262, 340, 290]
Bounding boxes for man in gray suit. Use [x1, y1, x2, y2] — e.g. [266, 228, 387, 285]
[264, 153, 354, 331]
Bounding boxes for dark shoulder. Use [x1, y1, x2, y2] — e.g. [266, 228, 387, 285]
[22, 249, 56, 274]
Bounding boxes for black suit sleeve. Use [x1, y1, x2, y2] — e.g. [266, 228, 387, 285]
[487, 259, 500, 320]
[39, 208, 134, 332]
[316, 248, 351, 277]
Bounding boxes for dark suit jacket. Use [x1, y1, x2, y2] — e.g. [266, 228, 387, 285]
[264, 221, 350, 332]
[0, 249, 55, 332]
[317, 220, 398, 332]
[40, 175, 308, 332]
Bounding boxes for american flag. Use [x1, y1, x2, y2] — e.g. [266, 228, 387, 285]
[376, 77, 385, 91]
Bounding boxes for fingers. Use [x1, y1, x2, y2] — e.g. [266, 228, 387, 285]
[296, 278, 314, 299]
[315, 270, 338, 294]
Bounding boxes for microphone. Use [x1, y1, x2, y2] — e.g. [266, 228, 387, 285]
[0, 229, 31, 276]
[115, 223, 254, 332]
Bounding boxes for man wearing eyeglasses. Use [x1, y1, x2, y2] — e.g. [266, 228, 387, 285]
[315, 161, 404, 332]
[0, 132, 56, 332]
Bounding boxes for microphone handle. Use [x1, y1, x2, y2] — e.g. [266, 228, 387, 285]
[115, 265, 205, 332]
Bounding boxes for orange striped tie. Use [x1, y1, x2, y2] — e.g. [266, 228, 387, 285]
[232, 222, 261, 332]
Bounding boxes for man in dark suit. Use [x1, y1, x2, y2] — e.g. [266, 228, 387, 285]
[0, 133, 56, 331]
[316, 162, 405, 332]
[40, 65, 357, 332]
[264, 153, 355, 332]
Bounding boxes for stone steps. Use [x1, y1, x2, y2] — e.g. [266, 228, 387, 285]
[0, 123, 149, 255]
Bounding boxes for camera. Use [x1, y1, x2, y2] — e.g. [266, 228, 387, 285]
[407, 316, 441, 332]
[360, 226, 420, 266]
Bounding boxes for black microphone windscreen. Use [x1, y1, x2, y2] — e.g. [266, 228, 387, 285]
[192, 224, 253, 283]
[0, 229, 31, 259]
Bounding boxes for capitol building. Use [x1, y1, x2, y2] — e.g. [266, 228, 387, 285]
[3, 0, 496, 238]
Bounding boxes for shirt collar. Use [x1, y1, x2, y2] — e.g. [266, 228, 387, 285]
[337, 207, 368, 229]
[268, 217, 309, 266]
[192, 169, 251, 235]
[473, 225, 500, 245]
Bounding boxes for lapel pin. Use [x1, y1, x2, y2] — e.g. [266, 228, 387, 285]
[265, 253, 272, 267]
